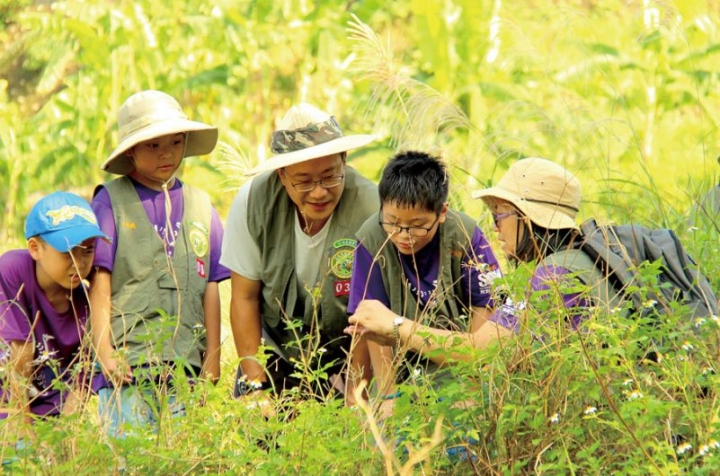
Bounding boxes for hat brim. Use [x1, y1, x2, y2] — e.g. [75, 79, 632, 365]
[472, 186, 579, 230]
[43, 226, 111, 253]
[247, 134, 376, 176]
[102, 120, 218, 175]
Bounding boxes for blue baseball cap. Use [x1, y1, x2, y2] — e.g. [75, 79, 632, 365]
[24, 191, 110, 252]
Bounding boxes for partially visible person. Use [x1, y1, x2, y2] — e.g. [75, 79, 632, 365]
[1, 192, 109, 427]
[89, 90, 230, 436]
[471, 157, 596, 333]
[221, 103, 377, 406]
[345, 151, 503, 408]
[688, 155, 720, 233]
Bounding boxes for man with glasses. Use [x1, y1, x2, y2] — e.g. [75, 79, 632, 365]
[221, 103, 378, 403]
[345, 150, 502, 412]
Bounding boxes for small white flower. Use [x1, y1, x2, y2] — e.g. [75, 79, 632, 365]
[688, 226, 699, 233]
[677, 355, 686, 362]
[712, 315, 720, 325]
[549, 413, 560, 423]
[677, 442, 692, 455]
[628, 390, 643, 401]
[699, 444, 710, 456]
[682, 342, 694, 351]
[318, 348, 327, 354]
[622, 379, 633, 387]
[695, 318, 707, 328]
[413, 368, 422, 377]
[583, 406, 597, 415]
[610, 307, 623, 315]
[704, 366, 716, 375]
[642, 299, 657, 309]
[710, 439, 720, 449]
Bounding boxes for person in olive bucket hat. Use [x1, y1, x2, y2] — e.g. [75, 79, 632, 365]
[221, 103, 378, 408]
[90, 90, 230, 437]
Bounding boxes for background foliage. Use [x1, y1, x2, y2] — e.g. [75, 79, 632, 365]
[2, 0, 720, 474]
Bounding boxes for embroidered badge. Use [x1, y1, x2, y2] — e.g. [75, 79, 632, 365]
[330, 238, 357, 279]
[189, 220, 209, 258]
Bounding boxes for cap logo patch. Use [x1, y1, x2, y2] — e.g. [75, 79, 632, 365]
[46, 206, 98, 226]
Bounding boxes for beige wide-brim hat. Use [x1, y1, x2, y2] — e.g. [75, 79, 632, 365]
[247, 103, 375, 175]
[102, 90, 218, 175]
[472, 157, 582, 230]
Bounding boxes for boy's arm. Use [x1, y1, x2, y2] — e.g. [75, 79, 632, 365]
[229, 272, 265, 383]
[345, 336, 372, 406]
[89, 268, 131, 385]
[201, 281, 221, 383]
[348, 300, 511, 364]
[368, 341, 399, 419]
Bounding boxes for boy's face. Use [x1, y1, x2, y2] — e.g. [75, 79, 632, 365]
[278, 154, 346, 236]
[127, 133, 186, 190]
[29, 237, 96, 292]
[380, 202, 447, 255]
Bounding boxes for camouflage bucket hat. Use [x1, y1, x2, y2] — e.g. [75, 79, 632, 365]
[247, 103, 375, 175]
[102, 90, 218, 175]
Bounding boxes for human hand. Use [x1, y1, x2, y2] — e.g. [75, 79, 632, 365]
[98, 352, 132, 387]
[345, 300, 399, 346]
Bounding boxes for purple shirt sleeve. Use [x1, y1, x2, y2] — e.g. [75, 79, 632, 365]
[489, 263, 591, 332]
[347, 243, 390, 314]
[90, 187, 117, 272]
[462, 227, 503, 308]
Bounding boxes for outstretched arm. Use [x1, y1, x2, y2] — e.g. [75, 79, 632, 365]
[346, 300, 511, 365]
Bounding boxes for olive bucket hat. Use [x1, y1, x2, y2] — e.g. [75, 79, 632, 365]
[102, 90, 218, 175]
[472, 157, 582, 230]
[248, 103, 375, 175]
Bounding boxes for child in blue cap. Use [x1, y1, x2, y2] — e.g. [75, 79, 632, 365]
[0, 192, 109, 429]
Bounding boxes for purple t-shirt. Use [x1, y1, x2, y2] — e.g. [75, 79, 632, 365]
[91, 178, 230, 283]
[0, 250, 97, 418]
[489, 263, 592, 332]
[348, 227, 502, 314]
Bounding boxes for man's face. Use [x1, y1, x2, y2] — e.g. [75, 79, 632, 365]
[279, 153, 346, 235]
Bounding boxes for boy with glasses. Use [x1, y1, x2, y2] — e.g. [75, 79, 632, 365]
[345, 151, 502, 409]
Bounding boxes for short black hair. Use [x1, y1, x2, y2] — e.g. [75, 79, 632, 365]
[378, 150, 448, 214]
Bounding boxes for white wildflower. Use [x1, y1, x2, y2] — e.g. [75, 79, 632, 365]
[549, 413, 560, 423]
[702, 366, 715, 375]
[628, 390, 643, 401]
[710, 440, 720, 449]
[699, 444, 711, 456]
[318, 348, 327, 354]
[687, 226, 699, 233]
[695, 318, 707, 328]
[642, 299, 657, 309]
[676, 442, 692, 455]
[583, 406, 597, 415]
[682, 341, 694, 351]
[622, 379, 633, 387]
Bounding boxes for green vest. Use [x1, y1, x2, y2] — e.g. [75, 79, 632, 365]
[542, 249, 625, 315]
[356, 209, 479, 385]
[246, 167, 379, 360]
[104, 177, 211, 369]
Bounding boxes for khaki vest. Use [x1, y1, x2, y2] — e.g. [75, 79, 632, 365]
[356, 210, 479, 385]
[104, 177, 211, 369]
[245, 167, 378, 360]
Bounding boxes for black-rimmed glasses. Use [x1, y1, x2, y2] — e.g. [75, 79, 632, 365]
[379, 214, 440, 237]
